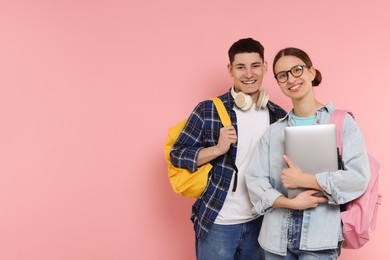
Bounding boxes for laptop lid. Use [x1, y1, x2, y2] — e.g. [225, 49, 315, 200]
[284, 124, 338, 198]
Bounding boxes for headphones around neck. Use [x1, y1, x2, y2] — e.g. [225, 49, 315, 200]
[230, 87, 269, 110]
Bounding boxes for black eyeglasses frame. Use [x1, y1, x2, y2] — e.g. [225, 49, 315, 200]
[274, 65, 308, 83]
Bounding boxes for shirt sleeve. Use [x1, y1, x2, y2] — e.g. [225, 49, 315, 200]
[170, 102, 206, 172]
[316, 114, 371, 204]
[246, 128, 284, 215]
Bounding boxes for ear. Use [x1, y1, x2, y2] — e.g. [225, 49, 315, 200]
[263, 61, 268, 74]
[227, 63, 233, 76]
[309, 66, 316, 81]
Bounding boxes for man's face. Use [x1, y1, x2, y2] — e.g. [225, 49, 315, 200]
[228, 52, 268, 95]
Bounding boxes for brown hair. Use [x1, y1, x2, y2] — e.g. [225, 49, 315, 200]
[228, 38, 265, 64]
[273, 47, 322, 87]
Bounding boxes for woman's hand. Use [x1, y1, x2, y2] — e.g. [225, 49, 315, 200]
[291, 190, 328, 210]
[281, 155, 305, 188]
[273, 190, 328, 210]
[281, 155, 322, 190]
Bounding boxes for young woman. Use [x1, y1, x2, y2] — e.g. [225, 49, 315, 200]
[245, 47, 370, 259]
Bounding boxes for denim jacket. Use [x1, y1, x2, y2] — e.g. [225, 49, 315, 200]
[246, 103, 370, 256]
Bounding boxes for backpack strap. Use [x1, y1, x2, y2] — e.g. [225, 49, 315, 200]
[211, 97, 239, 191]
[329, 110, 348, 156]
[330, 109, 350, 211]
[211, 97, 232, 127]
[330, 109, 355, 171]
[329, 109, 355, 155]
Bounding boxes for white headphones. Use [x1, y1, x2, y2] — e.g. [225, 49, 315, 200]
[230, 87, 269, 110]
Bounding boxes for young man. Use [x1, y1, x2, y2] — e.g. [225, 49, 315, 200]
[170, 38, 286, 260]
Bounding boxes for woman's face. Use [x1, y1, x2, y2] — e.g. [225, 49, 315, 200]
[273, 55, 316, 101]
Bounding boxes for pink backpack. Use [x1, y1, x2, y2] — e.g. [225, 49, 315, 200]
[330, 110, 382, 249]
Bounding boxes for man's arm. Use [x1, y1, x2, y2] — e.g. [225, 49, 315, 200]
[196, 125, 237, 166]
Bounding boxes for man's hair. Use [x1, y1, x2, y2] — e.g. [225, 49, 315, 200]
[228, 38, 265, 64]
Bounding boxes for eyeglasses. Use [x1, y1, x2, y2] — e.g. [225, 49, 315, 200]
[274, 65, 307, 83]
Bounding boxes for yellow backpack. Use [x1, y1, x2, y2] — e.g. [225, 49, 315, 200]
[164, 97, 232, 199]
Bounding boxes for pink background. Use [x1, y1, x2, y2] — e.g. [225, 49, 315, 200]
[0, 1, 388, 259]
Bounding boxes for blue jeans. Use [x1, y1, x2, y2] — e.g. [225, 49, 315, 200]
[264, 211, 339, 260]
[196, 217, 264, 260]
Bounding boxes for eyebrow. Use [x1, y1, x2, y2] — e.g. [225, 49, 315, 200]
[234, 62, 262, 67]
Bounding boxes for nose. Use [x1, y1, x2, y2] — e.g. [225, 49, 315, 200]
[245, 68, 253, 77]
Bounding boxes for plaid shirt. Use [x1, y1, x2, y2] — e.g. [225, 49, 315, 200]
[170, 90, 286, 240]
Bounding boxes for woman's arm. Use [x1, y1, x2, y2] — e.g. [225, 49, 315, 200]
[315, 115, 370, 204]
[273, 190, 328, 210]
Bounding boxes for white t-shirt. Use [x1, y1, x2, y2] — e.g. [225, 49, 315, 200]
[215, 104, 270, 224]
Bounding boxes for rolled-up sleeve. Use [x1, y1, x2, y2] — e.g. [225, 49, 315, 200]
[316, 115, 370, 204]
[246, 129, 284, 215]
[170, 103, 205, 172]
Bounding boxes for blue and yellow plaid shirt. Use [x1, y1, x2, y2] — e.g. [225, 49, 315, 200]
[170, 90, 286, 240]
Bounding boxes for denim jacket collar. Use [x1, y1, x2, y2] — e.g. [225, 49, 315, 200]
[282, 103, 337, 126]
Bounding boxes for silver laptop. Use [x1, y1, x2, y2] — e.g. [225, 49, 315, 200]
[284, 124, 338, 198]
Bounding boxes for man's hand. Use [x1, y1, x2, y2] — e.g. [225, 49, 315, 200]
[196, 126, 237, 166]
[216, 126, 237, 155]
